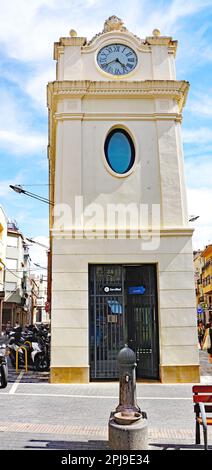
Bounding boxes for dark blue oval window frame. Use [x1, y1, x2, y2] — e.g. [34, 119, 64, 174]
[104, 128, 135, 175]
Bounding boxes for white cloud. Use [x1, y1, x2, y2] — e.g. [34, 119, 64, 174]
[25, 65, 55, 108]
[0, 179, 14, 197]
[0, 90, 46, 154]
[183, 127, 212, 145]
[187, 188, 212, 249]
[185, 153, 212, 249]
[185, 155, 212, 189]
[0, 171, 29, 197]
[131, 0, 212, 36]
[188, 91, 212, 117]
[0, 0, 103, 62]
[0, 130, 46, 155]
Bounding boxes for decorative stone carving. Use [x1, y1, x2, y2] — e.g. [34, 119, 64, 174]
[152, 29, 161, 37]
[87, 16, 132, 46]
[103, 15, 127, 33]
[69, 29, 77, 37]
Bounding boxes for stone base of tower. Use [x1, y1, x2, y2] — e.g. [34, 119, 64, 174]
[160, 365, 200, 383]
[49, 365, 200, 384]
[50, 367, 89, 384]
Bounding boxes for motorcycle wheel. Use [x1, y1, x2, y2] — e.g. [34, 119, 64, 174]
[34, 355, 48, 371]
[0, 364, 8, 388]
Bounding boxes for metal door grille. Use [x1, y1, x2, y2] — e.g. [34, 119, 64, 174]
[89, 265, 124, 379]
[89, 264, 159, 380]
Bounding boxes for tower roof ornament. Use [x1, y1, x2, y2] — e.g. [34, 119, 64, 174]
[103, 15, 127, 33]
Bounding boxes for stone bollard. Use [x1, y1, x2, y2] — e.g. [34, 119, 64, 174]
[108, 345, 148, 450]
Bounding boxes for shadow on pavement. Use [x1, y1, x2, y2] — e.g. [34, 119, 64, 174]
[150, 442, 212, 450]
[24, 439, 212, 450]
[7, 357, 50, 384]
[25, 439, 109, 450]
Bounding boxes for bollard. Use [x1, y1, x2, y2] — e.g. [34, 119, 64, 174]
[108, 345, 148, 450]
[116, 344, 141, 414]
[16, 346, 28, 373]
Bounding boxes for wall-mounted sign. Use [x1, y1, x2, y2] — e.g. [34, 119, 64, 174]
[197, 308, 203, 314]
[104, 286, 122, 293]
[128, 286, 146, 295]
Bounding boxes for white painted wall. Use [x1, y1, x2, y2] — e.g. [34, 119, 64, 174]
[49, 22, 198, 380]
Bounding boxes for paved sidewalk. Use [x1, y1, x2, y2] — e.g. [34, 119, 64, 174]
[0, 348, 211, 450]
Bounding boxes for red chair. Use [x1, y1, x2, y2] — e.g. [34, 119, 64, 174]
[192, 385, 212, 450]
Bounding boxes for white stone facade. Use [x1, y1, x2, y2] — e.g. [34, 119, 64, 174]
[48, 18, 199, 383]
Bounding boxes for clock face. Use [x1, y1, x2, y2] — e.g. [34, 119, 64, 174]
[97, 44, 138, 76]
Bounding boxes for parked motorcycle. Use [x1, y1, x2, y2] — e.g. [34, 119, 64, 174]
[8, 325, 50, 372]
[0, 343, 8, 388]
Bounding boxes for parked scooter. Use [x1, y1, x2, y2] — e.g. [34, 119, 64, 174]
[0, 343, 8, 388]
[8, 325, 50, 372]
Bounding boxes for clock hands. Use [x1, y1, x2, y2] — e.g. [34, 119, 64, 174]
[106, 57, 127, 68]
[106, 59, 117, 66]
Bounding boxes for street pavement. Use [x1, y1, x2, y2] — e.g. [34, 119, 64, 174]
[0, 349, 211, 450]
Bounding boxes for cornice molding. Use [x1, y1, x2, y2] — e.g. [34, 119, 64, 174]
[145, 36, 178, 56]
[84, 31, 150, 53]
[51, 227, 194, 238]
[53, 33, 177, 58]
[54, 112, 182, 123]
[47, 80, 189, 112]
[54, 37, 87, 60]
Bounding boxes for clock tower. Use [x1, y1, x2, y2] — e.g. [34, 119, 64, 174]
[48, 16, 199, 384]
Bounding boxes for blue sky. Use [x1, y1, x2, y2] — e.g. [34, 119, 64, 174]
[0, 0, 212, 250]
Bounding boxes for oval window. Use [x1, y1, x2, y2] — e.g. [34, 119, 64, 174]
[104, 129, 135, 175]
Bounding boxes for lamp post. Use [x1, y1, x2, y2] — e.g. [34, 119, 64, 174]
[26, 237, 49, 249]
[10, 185, 54, 206]
[189, 215, 200, 222]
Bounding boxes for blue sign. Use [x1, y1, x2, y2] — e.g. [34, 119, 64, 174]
[197, 308, 203, 314]
[128, 286, 146, 295]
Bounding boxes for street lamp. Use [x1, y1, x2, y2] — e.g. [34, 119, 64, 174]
[10, 185, 54, 206]
[189, 215, 200, 222]
[33, 263, 48, 270]
[25, 237, 49, 249]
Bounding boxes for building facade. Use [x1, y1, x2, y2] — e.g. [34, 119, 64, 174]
[30, 274, 48, 324]
[194, 246, 212, 325]
[0, 206, 7, 332]
[202, 245, 212, 321]
[48, 17, 199, 383]
[194, 250, 205, 323]
[3, 221, 30, 327]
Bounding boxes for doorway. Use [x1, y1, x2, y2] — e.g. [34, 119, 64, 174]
[89, 264, 159, 380]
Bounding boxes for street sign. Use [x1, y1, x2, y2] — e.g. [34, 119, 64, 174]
[128, 286, 146, 295]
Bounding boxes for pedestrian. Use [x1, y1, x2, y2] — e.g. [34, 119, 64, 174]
[202, 320, 212, 364]
[197, 321, 205, 349]
[5, 321, 11, 338]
